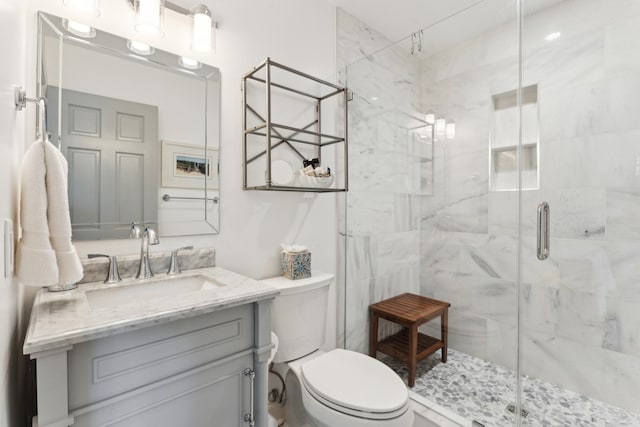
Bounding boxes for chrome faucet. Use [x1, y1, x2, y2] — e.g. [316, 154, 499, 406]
[130, 223, 160, 279]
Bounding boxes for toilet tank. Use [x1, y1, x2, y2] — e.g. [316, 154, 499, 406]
[262, 273, 333, 363]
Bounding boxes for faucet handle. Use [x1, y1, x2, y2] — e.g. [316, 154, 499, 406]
[88, 254, 122, 284]
[167, 246, 194, 275]
[145, 226, 160, 245]
[129, 222, 142, 238]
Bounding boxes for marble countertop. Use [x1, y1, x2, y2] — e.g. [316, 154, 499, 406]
[23, 267, 279, 355]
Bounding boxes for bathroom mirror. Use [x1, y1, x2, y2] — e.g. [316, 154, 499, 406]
[36, 12, 220, 240]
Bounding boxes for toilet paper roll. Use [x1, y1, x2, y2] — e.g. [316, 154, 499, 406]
[268, 332, 279, 365]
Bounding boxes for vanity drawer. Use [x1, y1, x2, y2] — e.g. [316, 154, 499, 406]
[68, 304, 253, 411]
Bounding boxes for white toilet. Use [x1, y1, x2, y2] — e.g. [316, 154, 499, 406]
[263, 273, 414, 427]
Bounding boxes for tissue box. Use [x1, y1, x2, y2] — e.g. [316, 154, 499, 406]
[281, 251, 311, 280]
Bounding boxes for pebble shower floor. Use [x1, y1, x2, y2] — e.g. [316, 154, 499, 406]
[380, 349, 640, 426]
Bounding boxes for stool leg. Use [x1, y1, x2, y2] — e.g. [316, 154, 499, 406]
[441, 308, 448, 363]
[369, 310, 378, 358]
[408, 324, 418, 387]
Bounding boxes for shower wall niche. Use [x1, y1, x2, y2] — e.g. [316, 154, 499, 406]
[491, 85, 539, 191]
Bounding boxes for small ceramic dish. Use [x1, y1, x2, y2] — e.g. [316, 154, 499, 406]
[267, 160, 295, 186]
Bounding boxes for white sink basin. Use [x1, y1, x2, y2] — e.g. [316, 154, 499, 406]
[86, 275, 225, 309]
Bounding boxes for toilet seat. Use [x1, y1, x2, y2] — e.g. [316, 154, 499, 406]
[300, 349, 410, 420]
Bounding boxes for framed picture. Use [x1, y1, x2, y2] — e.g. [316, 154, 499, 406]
[161, 140, 219, 189]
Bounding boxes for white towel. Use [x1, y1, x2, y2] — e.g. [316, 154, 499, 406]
[44, 141, 83, 286]
[16, 141, 83, 287]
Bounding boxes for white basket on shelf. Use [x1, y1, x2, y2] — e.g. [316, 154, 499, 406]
[298, 173, 334, 188]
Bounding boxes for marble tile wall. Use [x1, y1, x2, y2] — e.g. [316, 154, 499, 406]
[336, 9, 422, 353]
[420, 0, 640, 414]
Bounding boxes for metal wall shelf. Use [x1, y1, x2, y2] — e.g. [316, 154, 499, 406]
[242, 57, 349, 192]
[245, 185, 347, 193]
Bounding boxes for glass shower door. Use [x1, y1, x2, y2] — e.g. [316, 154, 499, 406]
[518, 0, 640, 425]
[339, 2, 526, 425]
[339, 31, 424, 355]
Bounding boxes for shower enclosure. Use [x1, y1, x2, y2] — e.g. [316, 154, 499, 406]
[338, 0, 640, 425]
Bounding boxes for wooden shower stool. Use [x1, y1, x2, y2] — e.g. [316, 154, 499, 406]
[369, 293, 450, 387]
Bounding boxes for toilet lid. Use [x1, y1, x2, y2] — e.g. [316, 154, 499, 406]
[301, 349, 409, 416]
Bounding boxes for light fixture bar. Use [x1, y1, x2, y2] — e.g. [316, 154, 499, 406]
[126, 0, 219, 28]
[63, 0, 100, 17]
[164, 1, 189, 16]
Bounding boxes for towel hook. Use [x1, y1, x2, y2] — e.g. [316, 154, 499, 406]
[15, 86, 50, 145]
[14, 86, 41, 111]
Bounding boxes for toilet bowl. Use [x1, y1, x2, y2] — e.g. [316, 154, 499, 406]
[263, 273, 413, 427]
[285, 349, 413, 427]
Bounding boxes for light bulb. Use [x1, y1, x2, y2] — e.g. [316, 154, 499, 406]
[135, 0, 165, 35]
[179, 56, 202, 70]
[127, 40, 154, 56]
[425, 112, 435, 124]
[446, 121, 456, 139]
[435, 117, 446, 136]
[191, 5, 212, 53]
[62, 19, 96, 38]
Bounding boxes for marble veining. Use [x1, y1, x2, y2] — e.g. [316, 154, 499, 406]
[337, 8, 423, 354]
[79, 248, 215, 284]
[417, 0, 640, 414]
[23, 266, 278, 355]
[340, 0, 640, 415]
[381, 349, 640, 426]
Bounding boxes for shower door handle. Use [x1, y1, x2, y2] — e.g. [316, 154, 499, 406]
[537, 202, 550, 260]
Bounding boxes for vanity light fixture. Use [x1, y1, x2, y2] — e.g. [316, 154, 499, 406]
[127, 39, 155, 56]
[62, 19, 96, 38]
[179, 56, 202, 70]
[125, 0, 219, 54]
[445, 120, 456, 139]
[63, 0, 100, 17]
[425, 112, 435, 124]
[435, 116, 446, 136]
[134, 0, 165, 35]
[191, 4, 212, 52]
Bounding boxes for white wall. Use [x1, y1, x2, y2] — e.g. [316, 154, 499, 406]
[0, 1, 27, 426]
[26, 0, 339, 350]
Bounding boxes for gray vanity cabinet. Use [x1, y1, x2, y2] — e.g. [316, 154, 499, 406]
[30, 299, 272, 427]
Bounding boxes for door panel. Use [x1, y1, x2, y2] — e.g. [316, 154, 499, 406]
[115, 152, 144, 228]
[49, 87, 158, 240]
[67, 148, 101, 231]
